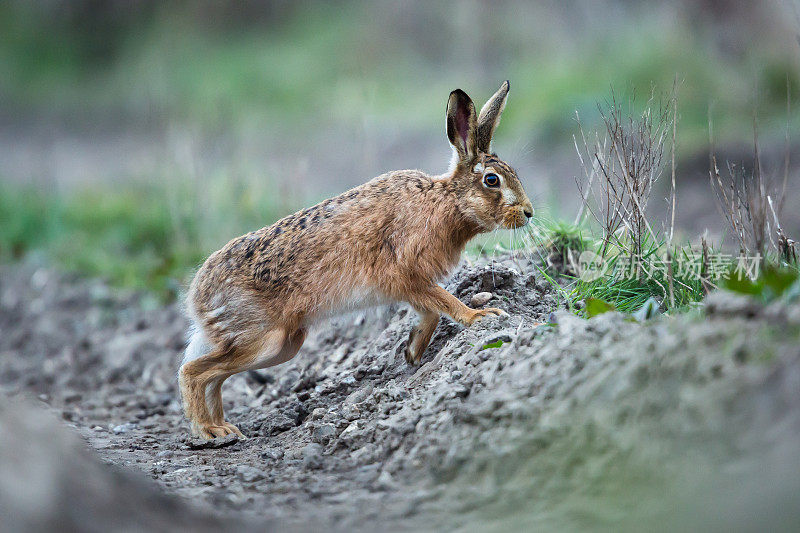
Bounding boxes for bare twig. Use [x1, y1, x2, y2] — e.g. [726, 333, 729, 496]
[781, 74, 791, 214]
[667, 249, 675, 308]
[708, 94, 792, 264]
[751, 110, 768, 258]
[669, 76, 678, 244]
[700, 235, 712, 295]
[573, 87, 676, 266]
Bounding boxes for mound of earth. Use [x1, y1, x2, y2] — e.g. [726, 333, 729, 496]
[1, 255, 799, 531]
[0, 398, 252, 532]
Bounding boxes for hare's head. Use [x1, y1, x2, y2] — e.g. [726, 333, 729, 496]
[446, 81, 533, 231]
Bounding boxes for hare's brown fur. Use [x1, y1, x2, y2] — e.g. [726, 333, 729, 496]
[180, 82, 533, 439]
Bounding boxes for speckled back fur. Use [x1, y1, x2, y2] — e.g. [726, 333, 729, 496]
[191, 170, 478, 342]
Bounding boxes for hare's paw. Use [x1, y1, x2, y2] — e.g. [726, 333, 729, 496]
[465, 307, 507, 326]
[193, 422, 246, 440]
[221, 421, 246, 438]
[404, 329, 422, 366]
[404, 344, 417, 366]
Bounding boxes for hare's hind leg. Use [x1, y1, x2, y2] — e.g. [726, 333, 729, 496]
[181, 327, 307, 439]
[405, 309, 439, 365]
[179, 329, 284, 439]
[179, 345, 235, 439]
[253, 327, 307, 369]
[205, 327, 307, 436]
[205, 376, 244, 438]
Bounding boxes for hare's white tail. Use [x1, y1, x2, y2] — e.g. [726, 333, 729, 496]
[183, 325, 210, 365]
[183, 306, 210, 366]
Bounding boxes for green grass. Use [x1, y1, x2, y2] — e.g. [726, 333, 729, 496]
[543, 221, 800, 316]
[570, 239, 707, 314]
[0, 179, 295, 301]
[544, 221, 591, 262]
[502, 219, 709, 315]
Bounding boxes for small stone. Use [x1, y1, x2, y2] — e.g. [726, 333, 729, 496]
[338, 422, 360, 444]
[375, 470, 394, 490]
[261, 448, 284, 461]
[344, 387, 371, 406]
[355, 365, 371, 379]
[312, 424, 336, 443]
[236, 465, 266, 483]
[302, 443, 324, 469]
[536, 279, 550, 293]
[451, 383, 470, 398]
[186, 433, 239, 450]
[470, 292, 493, 307]
[310, 407, 327, 420]
[112, 423, 136, 435]
[341, 404, 360, 421]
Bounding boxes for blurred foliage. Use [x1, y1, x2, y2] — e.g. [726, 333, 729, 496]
[546, 221, 590, 264]
[0, 179, 295, 301]
[584, 297, 616, 318]
[481, 340, 506, 350]
[0, 1, 798, 148]
[724, 264, 800, 301]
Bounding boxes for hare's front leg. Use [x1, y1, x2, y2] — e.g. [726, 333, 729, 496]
[407, 285, 507, 328]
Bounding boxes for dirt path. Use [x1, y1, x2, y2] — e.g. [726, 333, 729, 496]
[1, 256, 799, 531]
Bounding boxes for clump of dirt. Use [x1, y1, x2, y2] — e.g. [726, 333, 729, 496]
[1, 256, 799, 531]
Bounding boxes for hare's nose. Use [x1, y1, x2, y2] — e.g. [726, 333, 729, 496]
[523, 208, 533, 218]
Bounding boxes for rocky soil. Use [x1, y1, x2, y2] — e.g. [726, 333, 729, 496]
[1, 255, 799, 531]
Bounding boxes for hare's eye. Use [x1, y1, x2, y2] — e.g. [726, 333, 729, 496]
[483, 174, 500, 188]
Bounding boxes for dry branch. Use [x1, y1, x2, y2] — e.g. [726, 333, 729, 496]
[574, 88, 676, 264]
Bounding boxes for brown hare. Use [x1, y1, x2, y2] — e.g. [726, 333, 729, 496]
[180, 81, 533, 439]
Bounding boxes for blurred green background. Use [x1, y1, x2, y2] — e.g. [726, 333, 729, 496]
[1, 0, 798, 299]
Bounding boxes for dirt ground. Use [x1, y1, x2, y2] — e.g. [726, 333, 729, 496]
[1, 254, 800, 531]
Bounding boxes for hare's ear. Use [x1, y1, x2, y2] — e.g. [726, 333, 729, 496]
[446, 89, 478, 164]
[476, 80, 510, 153]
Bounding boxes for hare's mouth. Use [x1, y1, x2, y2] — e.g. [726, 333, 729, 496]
[502, 209, 529, 229]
